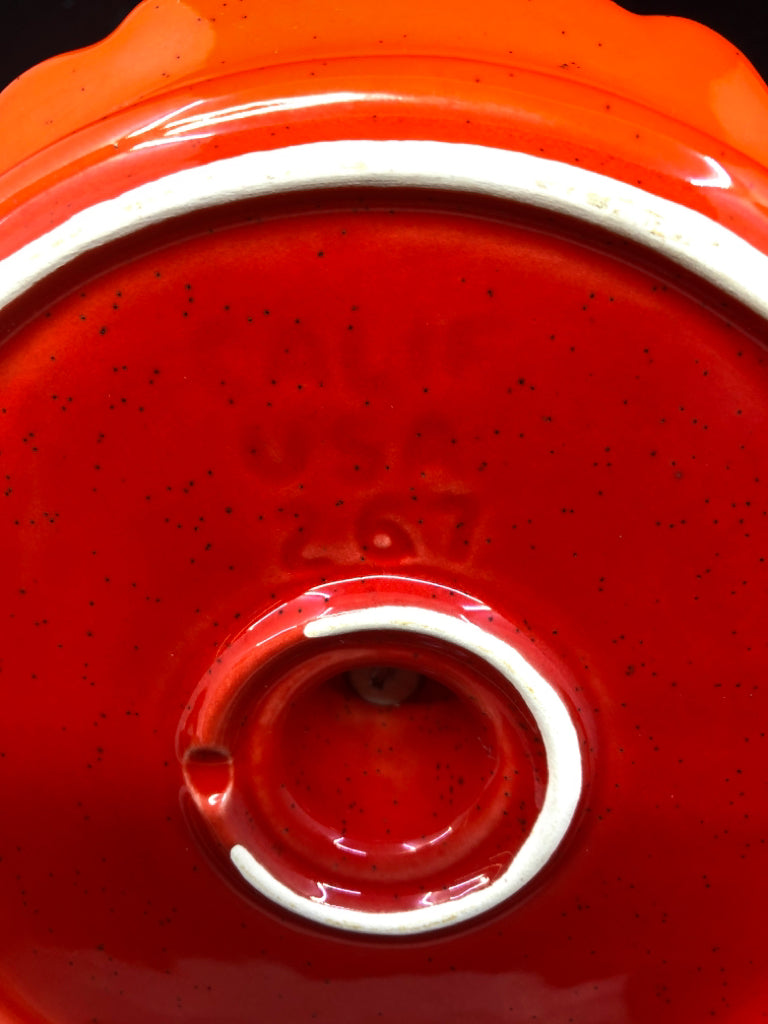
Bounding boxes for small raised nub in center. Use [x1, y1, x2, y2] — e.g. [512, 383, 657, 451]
[347, 665, 421, 706]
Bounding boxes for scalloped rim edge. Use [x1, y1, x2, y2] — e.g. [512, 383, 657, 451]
[3, 0, 768, 179]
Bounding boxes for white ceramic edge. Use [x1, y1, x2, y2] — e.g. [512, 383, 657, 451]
[230, 605, 582, 935]
[4, 139, 762, 931]
[1, 140, 768, 320]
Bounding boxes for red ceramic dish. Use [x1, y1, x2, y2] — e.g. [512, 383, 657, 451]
[1, 1, 767, 1021]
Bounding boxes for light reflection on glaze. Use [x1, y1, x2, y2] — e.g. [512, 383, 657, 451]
[178, 577, 582, 935]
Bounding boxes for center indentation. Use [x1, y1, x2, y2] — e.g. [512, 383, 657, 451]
[235, 656, 548, 891]
[279, 667, 496, 852]
[179, 579, 583, 932]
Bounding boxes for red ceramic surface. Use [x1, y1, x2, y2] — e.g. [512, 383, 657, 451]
[1, 1, 768, 1021]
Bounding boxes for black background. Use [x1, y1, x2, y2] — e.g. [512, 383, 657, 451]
[2, 1, 767, 93]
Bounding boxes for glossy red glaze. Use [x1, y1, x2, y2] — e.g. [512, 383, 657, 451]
[1, 1, 767, 1021]
[178, 578, 554, 919]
